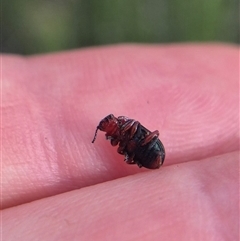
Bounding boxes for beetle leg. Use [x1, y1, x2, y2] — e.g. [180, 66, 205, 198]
[121, 120, 134, 131]
[117, 145, 125, 154]
[136, 162, 143, 168]
[121, 120, 139, 137]
[105, 134, 119, 146]
[129, 121, 139, 139]
[117, 139, 128, 154]
[124, 153, 135, 164]
[141, 130, 159, 146]
[111, 139, 119, 146]
[105, 135, 112, 140]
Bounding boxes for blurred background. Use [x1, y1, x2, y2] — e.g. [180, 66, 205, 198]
[2, 0, 239, 55]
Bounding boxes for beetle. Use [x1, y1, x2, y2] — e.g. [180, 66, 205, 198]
[92, 114, 165, 169]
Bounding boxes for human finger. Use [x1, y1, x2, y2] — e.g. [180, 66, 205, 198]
[2, 44, 238, 208]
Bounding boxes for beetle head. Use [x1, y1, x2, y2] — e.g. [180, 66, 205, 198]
[92, 114, 118, 143]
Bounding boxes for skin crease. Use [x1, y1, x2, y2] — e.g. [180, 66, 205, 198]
[2, 44, 239, 240]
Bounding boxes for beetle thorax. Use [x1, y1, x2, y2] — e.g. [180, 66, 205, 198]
[105, 123, 120, 137]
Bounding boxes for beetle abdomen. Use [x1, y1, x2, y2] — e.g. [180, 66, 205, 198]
[133, 139, 165, 169]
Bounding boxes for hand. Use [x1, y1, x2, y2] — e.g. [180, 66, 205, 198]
[2, 44, 238, 240]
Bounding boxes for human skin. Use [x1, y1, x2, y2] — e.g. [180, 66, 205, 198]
[2, 44, 239, 240]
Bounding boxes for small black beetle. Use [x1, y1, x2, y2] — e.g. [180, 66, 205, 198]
[92, 114, 165, 169]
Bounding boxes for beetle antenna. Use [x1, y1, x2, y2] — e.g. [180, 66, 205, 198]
[92, 127, 99, 143]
